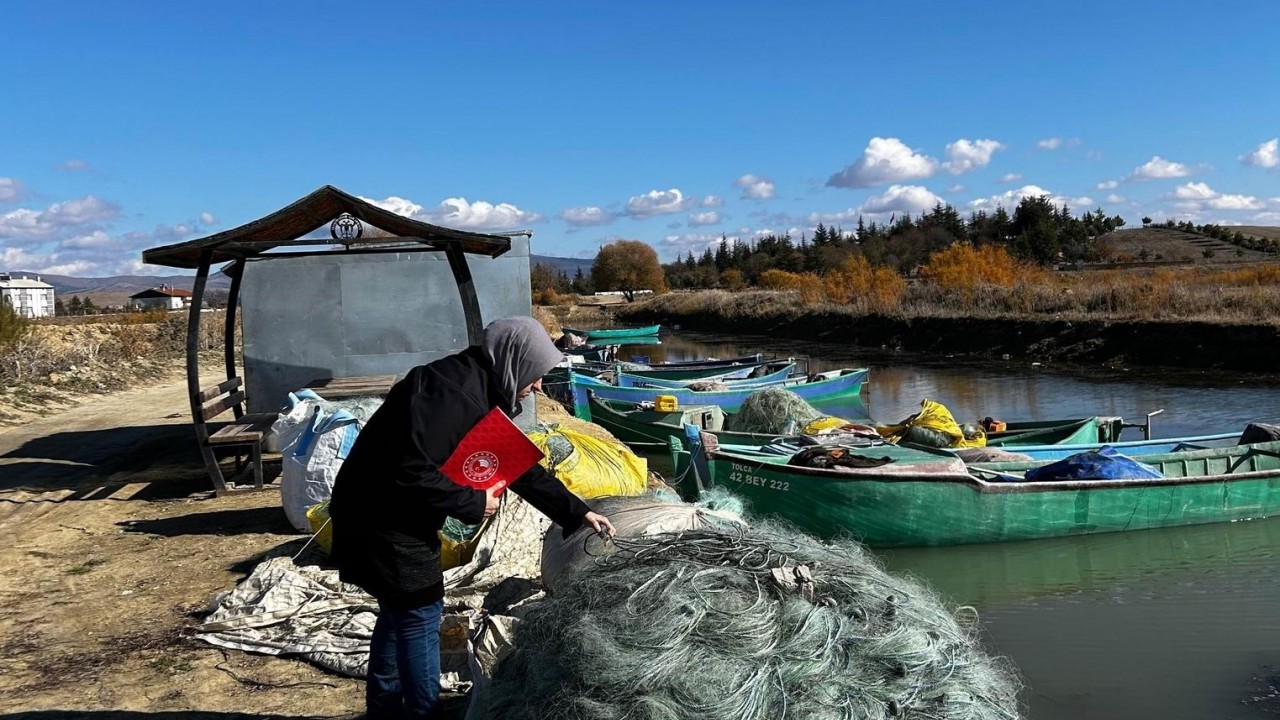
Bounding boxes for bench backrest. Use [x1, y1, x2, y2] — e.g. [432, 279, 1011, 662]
[196, 377, 246, 422]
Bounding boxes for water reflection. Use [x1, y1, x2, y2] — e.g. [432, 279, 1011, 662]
[881, 515, 1280, 608]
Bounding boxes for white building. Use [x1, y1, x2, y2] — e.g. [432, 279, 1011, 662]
[0, 273, 56, 318]
[129, 285, 194, 311]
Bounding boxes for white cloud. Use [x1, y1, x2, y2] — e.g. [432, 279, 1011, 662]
[946, 184, 966, 194]
[701, 195, 724, 208]
[200, 212, 218, 225]
[625, 188, 695, 218]
[360, 194, 542, 230]
[360, 195, 423, 218]
[1106, 194, 1126, 203]
[1130, 156, 1191, 180]
[1096, 180, 1119, 190]
[660, 232, 733, 253]
[806, 208, 862, 226]
[1000, 173, 1023, 183]
[59, 230, 115, 249]
[57, 159, 90, 172]
[1163, 182, 1265, 212]
[0, 195, 120, 241]
[0, 177, 25, 202]
[688, 211, 721, 227]
[1241, 138, 1279, 169]
[942, 138, 1004, 174]
[1037, 138, 1063, 150]
[1172, 182, 1216, 200]
[826, 137, 938, 188]
[427, 197, 542, 230]
[560, 206, 616, 227]
[969, 184, 1089, 212]
[733, 174, 775, 200]
[860, 184, 945, 217]
[1253, 211, 1280, 224]
[1209, 194, 1265, 211]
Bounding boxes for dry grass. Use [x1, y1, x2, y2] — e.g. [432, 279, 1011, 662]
[630, 263, 1280, 325]
[0, 311, 230, 399]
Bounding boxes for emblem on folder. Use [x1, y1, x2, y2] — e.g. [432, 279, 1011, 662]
[462, 451, 500, 484]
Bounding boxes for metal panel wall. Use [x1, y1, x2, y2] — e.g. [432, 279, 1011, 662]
[240, 237, 536, 426]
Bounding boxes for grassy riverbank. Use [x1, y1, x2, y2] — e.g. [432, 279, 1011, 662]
[610, 285, 1280, 373]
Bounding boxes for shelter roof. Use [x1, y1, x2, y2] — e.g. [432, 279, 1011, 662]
[141, 185, 521, 269]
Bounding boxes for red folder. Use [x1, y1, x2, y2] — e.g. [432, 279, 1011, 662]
[440, 407, 545, 494]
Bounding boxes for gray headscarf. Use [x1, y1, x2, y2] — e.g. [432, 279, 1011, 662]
[482, 316, 562, 416]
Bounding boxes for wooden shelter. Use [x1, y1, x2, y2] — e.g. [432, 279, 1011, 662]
[142, 185, 528, 493]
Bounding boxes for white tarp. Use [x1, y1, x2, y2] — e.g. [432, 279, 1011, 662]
[195, 491, 552, 689]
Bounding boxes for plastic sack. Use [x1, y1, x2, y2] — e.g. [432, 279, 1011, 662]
[302, 501, 490, 570]
[275, 390, 363, 531]
[802, 416, 867, 435]
[878, 398, 987, 449]
[305, 501, 333, 555]
[1024, 446, 1163, 482]
[527, 426, 648, 499]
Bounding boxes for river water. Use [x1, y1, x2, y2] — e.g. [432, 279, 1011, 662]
[611, 330, 1280, 720]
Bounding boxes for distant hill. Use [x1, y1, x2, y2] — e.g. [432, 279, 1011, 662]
[531, 254, 593, 277]
[9, 254, 592, 309]
[1093, 226, 1278, 264]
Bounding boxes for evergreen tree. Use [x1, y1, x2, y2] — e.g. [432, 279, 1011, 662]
[81, 297, 98, 315]
[68, 296, 83, 315]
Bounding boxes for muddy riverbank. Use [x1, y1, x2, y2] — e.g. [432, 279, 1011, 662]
[611, 293, 1280, 373]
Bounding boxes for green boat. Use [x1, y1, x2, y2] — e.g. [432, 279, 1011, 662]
[561, 324, 661, 339]
[669, 438, 1280, 547]
[589, 394, 1118, 451]
[572, 368, 868, 420]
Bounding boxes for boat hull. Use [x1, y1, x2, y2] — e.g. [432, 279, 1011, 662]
[674, 440, 1280, 547]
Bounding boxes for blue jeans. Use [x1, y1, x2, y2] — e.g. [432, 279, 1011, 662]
[367, 599, 444, 720]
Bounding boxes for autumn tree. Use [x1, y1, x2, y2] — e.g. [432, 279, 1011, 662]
[590, 240, 667, 301]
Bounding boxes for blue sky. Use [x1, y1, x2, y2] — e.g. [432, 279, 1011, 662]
[2, 0, 1278, 277]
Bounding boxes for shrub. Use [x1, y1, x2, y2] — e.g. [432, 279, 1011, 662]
[756, 269, 825, 304]
[823, 256, 906, 311]
[919, 243, 1036, 291]
[0, 302, 31, 352]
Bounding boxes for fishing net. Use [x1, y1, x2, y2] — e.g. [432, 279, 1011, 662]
[481, 511, 1023, 720]
[728, 387, 826, 434]
[617, 361, 651, 371]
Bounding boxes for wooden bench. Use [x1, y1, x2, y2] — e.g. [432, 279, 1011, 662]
[193, 377, 279, 494]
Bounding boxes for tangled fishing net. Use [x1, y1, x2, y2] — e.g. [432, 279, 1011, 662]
[481, 511, 1023, 720]
[728, 387, 826, 435]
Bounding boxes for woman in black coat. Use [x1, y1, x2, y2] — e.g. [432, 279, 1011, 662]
[329, 316, 614, 720]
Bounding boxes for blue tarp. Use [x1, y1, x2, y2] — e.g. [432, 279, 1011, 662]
[1024, 446, 1163, 482]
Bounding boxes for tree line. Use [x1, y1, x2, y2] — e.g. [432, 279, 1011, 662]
[665, 196, 1126, 289]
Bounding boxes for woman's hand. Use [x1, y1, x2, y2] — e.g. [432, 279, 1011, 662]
[483, 486, 502, 517]
[583, 511, 616, 537]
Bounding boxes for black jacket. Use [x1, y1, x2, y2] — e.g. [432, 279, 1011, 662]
[328, 346, 590, 608]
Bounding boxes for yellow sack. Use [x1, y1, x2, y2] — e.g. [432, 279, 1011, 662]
[876, 398, 987, 449]
[440, 516, 492, 570]
[306, 501, 334, 555]
[306, 500, 487, 570]
[528, 425, 647, 498]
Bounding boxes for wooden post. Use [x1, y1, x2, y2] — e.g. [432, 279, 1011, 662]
[446, 244, 484, 346]
[224, 259, 244, 418]
[187, 250, 226, 492]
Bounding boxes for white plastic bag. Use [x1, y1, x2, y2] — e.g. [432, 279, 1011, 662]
[274, 390, 364, 531]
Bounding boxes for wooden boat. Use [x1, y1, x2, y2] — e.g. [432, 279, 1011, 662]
[615, 361, 797, 388]
[569, 368, 868, 420]
[669, 437, 1280, 547]
[587, 394, 1121, 451]
[561, 324, 661, 339]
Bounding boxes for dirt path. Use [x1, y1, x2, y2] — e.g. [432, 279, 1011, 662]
[0, 370, 365, 716]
